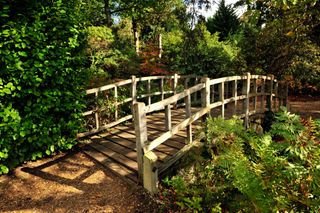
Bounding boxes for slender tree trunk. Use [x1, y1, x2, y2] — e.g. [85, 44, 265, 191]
[104, 0, 112, 27]
[158, 33, 163, 58]
[132, 18, 140, 55]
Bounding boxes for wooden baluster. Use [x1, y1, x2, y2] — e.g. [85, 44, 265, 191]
[261, 78, 265, 112]
[244, 72, 251, 128]
[160, 78, 164, 100]
[185, 91, 192, 143]
[274, 81, 278, 111]
[268, 74, 274, 111]
[232, 79, 237, 115]
[253, 78, 257, 112]
[131, 75, 137, 105]
[95, 91, 99, 130]
[165, 105, 171, 131]
[210, 83, 215, 104]
[219, 82, 225, 119]
[173, 74, 178, 109]
[133, 102, 147, 182]
[114, 86, 118, 121]
[147, 79, 151, 106]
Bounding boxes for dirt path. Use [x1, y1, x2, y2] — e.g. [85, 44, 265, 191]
[0, 96, 319, 213]
[0, 147, 160, 213]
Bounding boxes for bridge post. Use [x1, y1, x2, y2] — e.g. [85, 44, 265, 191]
[133, 102, 147, 182]
[267, 74, 274, 111]
[143, 151, 158, 194]
[201, 77, 210, 118]
[131, 75, 137, 105]
[244, 72, 251, 128]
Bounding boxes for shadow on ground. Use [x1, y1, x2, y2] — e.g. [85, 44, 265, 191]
[0, 148, 159, 213]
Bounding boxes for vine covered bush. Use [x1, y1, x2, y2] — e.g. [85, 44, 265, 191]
[162, 108, 320, 212]
[0, 0, 88, 174]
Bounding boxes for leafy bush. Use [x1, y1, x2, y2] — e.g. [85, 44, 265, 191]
[162, 24, 242, 77]
[162, 108, 320, 212]
[0, 0, 88, 174]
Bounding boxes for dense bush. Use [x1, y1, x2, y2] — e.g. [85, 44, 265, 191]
[162, 108, 320, 212]
[0, 0, 88, 174]
[162, 24, 243, 77]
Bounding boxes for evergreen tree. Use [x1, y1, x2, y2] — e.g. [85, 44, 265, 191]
[206, 0, 239, 41]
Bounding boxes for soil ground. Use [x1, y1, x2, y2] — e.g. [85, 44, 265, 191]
[0, 96, 319, 213]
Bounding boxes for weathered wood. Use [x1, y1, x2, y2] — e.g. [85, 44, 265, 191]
[86, 79, 132, 95]
[261, 78, 265, 112]
[83, 146, 138, 183]
[160, 78, 164, 101]
[158, 141, 202, 174]
[114, 86, 118, 120]
[77, 114, 133, 138]
[219, 82, 225, 118]
[253, 79, 257, 111]
[274, 81, 278, 111]
[185, 91, 192, 143]
[131, 75, 137, 106]
[145, 83, 205, 113]
[94, 91, 100, 130]
[143, 151, 158, 194]
[133, 102, 147, 181]
[145, 106, 211, 152]
[232, 80, 238, 115]
[89, 141, 138, 171]
[268, 75, 274, 111]
[165, 105, 172, 131]
[147, 79, 151, 106]
[244, 72, 251, 128]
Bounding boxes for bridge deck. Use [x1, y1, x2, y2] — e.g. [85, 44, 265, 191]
[80, 100, 260, 184]
[81, 108, 203, 183]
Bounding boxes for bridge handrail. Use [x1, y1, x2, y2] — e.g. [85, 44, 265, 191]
[78, 74, 201, 138]
[133, 73, 289, 193]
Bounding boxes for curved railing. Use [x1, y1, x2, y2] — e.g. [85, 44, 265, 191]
[78, 74, 201, 138]
[132, 73, 288, 193]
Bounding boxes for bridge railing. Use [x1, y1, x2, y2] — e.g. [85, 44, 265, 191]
[78, 74, 201, 138]
[133, 73, 288, 193]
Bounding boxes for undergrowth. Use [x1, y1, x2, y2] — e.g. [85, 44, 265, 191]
[160, 107, 320, 212]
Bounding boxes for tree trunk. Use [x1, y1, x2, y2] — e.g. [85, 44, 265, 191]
[132, 18, 140, 55]
[158, 33, 163, 58]
[104, 0, 112, 27]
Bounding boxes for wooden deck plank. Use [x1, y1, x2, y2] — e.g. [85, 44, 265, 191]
[89, 141, 138, 172]
[91, 136, 137, 161]
[83, 145, 138, 183]
[113, 125, 179, 159]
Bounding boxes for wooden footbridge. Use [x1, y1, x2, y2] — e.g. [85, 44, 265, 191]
[78, 73, 288, 194]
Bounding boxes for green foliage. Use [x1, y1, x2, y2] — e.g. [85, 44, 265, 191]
[234, 0, 320, 91]
[206, 0, 240, 41]
[0, 0, 88, 174]
[163, 24, 242, 77]
[162, 110, 320, 212]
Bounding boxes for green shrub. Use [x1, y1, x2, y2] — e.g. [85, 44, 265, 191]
[0, 0, 88, 174]
[162, 109, 320, 212]
[162, 24, 242, 77]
